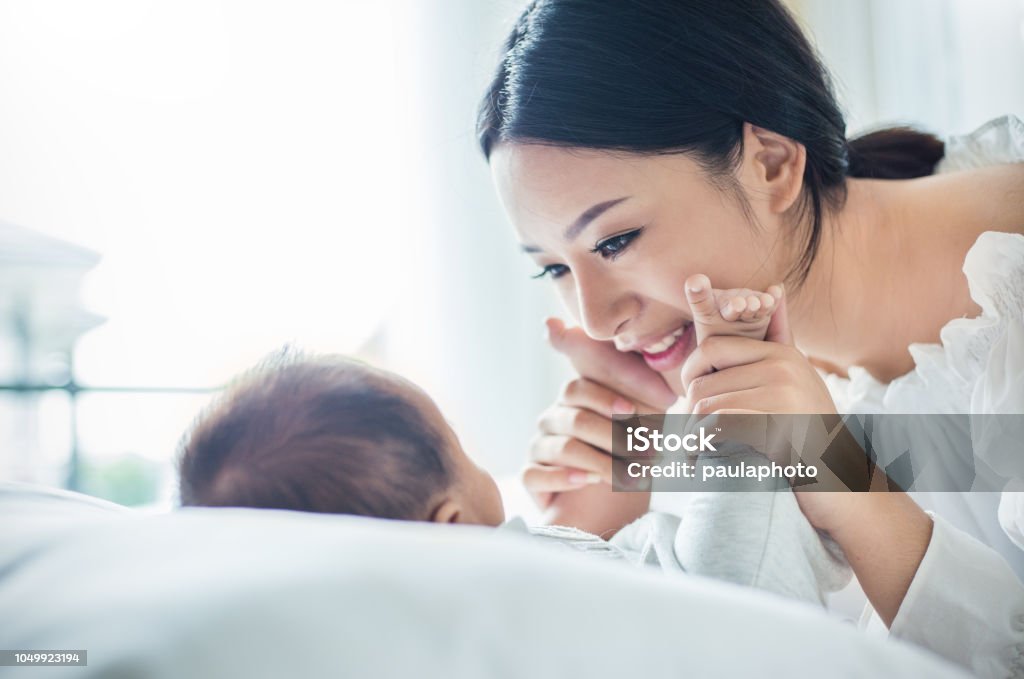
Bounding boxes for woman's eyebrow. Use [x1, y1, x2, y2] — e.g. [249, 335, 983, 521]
[563, 196, 630, 240]
[519, 196, 631, 253]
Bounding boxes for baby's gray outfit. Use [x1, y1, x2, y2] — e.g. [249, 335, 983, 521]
[502, 468, 851, 607]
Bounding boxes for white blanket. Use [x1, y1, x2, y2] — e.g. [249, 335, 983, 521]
[0, 482, 967, 678]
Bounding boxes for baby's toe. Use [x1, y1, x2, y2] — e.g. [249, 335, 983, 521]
[738, 294, 762, 321]
[747, 292, 776, 320]
[720, 294, 746, 321]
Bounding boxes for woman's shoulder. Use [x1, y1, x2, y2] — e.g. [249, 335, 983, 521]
[936, 113, 1024, 173]
[826, 114, 1024, 414]
[825, 229, 1024, 414]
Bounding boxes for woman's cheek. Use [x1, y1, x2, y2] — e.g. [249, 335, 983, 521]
[554, 283, 582, 324]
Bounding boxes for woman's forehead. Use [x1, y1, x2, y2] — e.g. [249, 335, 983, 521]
[491, 143, 706, 228]
[493, 143, 646, 188]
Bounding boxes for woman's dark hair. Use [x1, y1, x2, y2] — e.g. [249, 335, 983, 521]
[477, 0, 946, 285]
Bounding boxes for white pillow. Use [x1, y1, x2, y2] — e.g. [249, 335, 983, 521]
[0, 482, 967, 678]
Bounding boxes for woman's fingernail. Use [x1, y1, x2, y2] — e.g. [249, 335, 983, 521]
[544, 318, 563, 345]
[568, 471, 602, 485]
[612, 397, 636, 414]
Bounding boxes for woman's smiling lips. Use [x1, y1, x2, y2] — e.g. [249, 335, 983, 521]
[618, 322, 697, 372]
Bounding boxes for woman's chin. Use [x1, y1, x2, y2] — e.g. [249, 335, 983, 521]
[660, 367, 686, 401]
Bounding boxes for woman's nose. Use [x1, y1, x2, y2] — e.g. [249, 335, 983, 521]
[573, 273, 631, 341]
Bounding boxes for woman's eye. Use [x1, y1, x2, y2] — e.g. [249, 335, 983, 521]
[529, 228, 643, 280]
[531, 263, 569, 280]
[591, 228, 642, 259]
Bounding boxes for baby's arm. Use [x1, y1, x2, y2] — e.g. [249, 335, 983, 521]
[673, 453, 851, 607]
[541, 484, 650, 540]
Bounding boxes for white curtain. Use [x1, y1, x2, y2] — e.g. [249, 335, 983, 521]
[381, 0, 570, 477]
[0, 0, 570, 484]
[788, 0, 1024, 136]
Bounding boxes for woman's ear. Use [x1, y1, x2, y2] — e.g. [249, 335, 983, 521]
[742, 122, 807, 214]
[430, 498, 461, 524]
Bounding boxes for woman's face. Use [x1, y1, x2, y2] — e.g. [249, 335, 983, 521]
[490, 142, 789, 393]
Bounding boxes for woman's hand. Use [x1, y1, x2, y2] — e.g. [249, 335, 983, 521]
[522, 319, 677, 535]
[678, 287, 836, 417]
[677, 286, 850, 529]
[677, 286, 932, 626]
[525, 376, 637, 500]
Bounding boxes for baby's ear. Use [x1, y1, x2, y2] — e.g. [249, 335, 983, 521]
[429, 498, 461, 524]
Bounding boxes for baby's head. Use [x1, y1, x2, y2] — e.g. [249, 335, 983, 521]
[177, 352, 505, 526]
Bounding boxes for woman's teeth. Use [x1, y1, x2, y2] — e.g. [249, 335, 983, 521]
[642, 326, 685, 354]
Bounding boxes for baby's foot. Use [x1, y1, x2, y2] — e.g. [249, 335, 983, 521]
[684, 274, 783, 345]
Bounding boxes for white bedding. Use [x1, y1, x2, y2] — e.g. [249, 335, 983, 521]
[0, 482, 967, 678]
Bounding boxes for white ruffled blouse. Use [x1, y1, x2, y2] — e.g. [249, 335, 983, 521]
[821, 114, 1024, 678]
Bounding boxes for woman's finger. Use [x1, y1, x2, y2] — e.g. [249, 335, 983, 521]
[688, 387, 770, 415]
[557, 377, 661, 417]
[529, 433, 614, 483]
[678, 335, 790, 391]
[683, 358, 791, 409]
[537, 405, 618, 455]
[764, 284, 793, 345]
[688, 385, 811, 416]
[520, 463, 602, 509]
[558, 377, 634, 417]
[547, 318, 677, 410]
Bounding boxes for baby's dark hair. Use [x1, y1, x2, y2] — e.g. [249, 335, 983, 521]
[176, 350, 453, 520]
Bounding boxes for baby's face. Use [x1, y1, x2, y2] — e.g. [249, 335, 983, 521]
[441, 433, 507, 527]
[393, 378, 506, 527]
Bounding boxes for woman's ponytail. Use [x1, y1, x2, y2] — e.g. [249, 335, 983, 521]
[845, 127, 946, 179]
